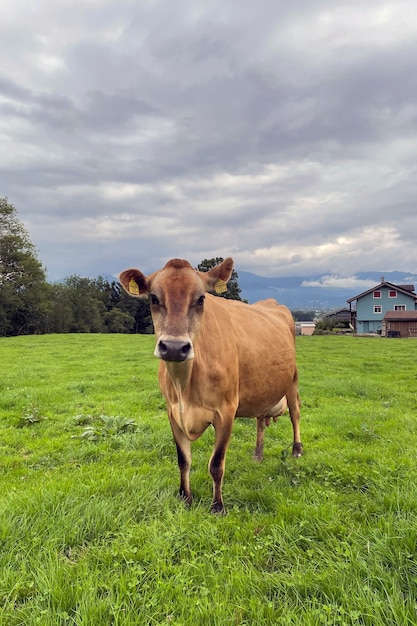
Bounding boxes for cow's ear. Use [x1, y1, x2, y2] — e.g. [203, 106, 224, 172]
[119, 268, 148, 297]
[201, 257, 234, 293]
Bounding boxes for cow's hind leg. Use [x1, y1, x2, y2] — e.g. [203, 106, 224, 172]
[254, 417, 266, 462]
[209, 419, 234, 515]
[169, 414, 193, 506]
[287, 369, 303, 457]
[254, 398, 287, 461]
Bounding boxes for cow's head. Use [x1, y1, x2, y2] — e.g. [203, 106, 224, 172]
[119, 257, 234, 362]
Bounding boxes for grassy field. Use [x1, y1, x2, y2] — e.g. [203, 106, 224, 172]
[0, 333, 416, 625]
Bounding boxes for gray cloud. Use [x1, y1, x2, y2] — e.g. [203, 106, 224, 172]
[1, 0, 416, 281]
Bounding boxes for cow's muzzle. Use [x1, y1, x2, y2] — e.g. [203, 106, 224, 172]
[155, 338, 194, 362]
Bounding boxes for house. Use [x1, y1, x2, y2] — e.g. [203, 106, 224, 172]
[347, 278, 417, 335]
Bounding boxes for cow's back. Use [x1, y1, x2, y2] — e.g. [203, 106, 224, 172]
[203, 296, 297, 418]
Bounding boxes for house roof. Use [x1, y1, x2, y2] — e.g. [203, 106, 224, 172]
[347, 281, 417, 304]
[384, 310, 417, 321]
[398, 284, 415, 292]
[321, 307, 351, 318]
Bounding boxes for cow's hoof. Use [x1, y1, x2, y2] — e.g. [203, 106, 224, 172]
[292, 442, 304, 457]
[253, 452, 264, 462]
[210, 501, 227, 516]
[178, 490, 193, 508]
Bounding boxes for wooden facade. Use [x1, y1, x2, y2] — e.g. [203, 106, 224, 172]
[382, 311, 417, 338]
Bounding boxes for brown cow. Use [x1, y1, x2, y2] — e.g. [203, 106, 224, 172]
[119, 257, 303, 514]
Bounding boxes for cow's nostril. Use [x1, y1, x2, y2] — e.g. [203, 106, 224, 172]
[180, 343, 191, 357]
[159, 341, 168, 356]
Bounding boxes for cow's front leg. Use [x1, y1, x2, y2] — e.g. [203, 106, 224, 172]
[209, 419, 234, 515]
[169, 413, 193, 506]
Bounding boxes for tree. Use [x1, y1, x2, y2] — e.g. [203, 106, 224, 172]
[0, 198, 49, 336]
[104, 308, 135, 333]
[61, 275, 107, 333]
[314, 318, 350, 335]
[111, 283, 153, 333]
[46, 282, 74, 333]
[197, 257, 244, 301]
[45, 275, 153, 335]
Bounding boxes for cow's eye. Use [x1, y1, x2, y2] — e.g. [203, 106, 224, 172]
[196, 295, 205, 307]
[150, 294, 160, 306]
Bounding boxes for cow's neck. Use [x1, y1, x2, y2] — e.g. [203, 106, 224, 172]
[164, 360, 193, 393]
[164, 361, 194, 432]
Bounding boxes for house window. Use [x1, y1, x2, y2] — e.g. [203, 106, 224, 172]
[373, 290, 381, 298]
[394, 305, 406, 311]
[389, 290, 397, 298]
[374, 305, 382, 314]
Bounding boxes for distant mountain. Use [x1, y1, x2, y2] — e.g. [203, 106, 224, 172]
[88, 269, 417, 312]
[237, 270, 417, 311]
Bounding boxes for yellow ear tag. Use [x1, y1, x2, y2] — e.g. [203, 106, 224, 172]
[128, 279, 140, 295]
[215, 279, 227, 294]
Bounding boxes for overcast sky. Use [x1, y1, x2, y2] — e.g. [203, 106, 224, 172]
[1, 0, 416, 282]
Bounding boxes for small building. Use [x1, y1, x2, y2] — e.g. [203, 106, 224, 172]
[295, 322, 316, 336]
[321, 307, 352, 323]
[382, 310, 417, 338]
[347, 278, 417, 334]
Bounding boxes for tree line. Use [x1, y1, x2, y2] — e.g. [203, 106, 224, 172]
[0, 198, 244, 337]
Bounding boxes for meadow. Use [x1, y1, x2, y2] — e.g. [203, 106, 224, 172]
[0, 333, 416, 625]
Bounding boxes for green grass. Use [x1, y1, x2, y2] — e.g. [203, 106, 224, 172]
[0, 334, 416, 625]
